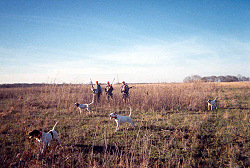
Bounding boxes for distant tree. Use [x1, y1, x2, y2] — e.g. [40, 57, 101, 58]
[237, 74, 243, 81]
[241, 76, 250, 81]
[218, 76, 226, 82]
[201, 77, 208, 82]
[183, 76, 192, 83]
[236, 74, 249, 81]
[225, 75, 238, 82]
[192, 75, 202, 82]
[183, 75, 201, 83]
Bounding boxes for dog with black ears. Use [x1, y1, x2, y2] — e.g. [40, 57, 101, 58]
[207, 97, 218, 110]
[74, 101, 94, 114]
[29, 121, 63, 154]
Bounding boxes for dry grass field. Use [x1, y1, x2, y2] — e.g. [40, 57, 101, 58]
[0, 82, 249, 167]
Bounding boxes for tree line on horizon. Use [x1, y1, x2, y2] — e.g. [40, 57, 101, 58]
[0, 74, 249, 88]
[183, 74, 249, 83]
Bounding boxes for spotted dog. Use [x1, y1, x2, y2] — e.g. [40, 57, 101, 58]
[110, 107, 135, 132]
[29, 121, 63, 154]
[74, 101, 93, 114]
[207, 97, 218, 110]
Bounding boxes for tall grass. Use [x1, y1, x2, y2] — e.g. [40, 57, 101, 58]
[0, 82, 249, 167]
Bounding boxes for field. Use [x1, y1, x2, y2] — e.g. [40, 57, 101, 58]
[0, 82, 249, 167]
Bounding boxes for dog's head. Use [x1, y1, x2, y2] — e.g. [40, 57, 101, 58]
[109, 113, 117, 120]
[74, 103, 79, 107]
[29, 130, 42, 139]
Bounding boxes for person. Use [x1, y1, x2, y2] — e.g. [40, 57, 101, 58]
[91, 81, 102, 102]
[120, 81, 130, 103]
[105, 81, 114, 101]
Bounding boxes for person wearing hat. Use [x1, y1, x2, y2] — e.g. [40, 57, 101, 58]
[105, 81, 114, 101]
[92, 81, 102, 102]
[121, 81, 131, 103]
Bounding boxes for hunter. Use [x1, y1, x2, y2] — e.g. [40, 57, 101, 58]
[105, 81, 114, 101]
[120, 81, 131, 103]
[91, 81, 102, 102]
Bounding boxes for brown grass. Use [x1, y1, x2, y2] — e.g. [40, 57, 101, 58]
[0, 82, 249, 167]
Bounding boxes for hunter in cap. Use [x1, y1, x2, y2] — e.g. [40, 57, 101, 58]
[121, 81, 131, 103]
[91, 81, 102, 102]
[105, 81, 114, 101]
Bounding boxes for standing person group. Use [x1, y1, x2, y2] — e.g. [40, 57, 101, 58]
[91, 80, 131, 103]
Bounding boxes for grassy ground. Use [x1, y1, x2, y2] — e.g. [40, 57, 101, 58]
[0, 82, 249, 167]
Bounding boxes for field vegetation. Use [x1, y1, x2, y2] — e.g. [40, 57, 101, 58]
[0, 82, 249, 167]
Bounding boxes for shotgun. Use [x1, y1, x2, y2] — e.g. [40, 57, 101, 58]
[90, 78, 94, 92]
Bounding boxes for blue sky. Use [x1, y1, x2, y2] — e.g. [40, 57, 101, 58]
[0, 0, 249, 84]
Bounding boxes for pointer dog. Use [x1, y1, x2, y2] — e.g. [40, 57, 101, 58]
[74, 101, 93, 114]
[207, 97, 218, 110]
[29, 121, 63, 154]
[110, 107, 135, 132]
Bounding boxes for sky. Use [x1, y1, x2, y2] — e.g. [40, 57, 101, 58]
[0, 0, 249, 84]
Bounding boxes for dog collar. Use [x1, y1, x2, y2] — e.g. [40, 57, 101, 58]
[113, 115, 117, 119]
[38, 132, 42, 139]
[111, 115, 117, 121]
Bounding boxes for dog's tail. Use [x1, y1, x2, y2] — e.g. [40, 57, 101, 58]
[52, 121, 59, 130]
[89, 101, 94, 105]
[129, 107, 132, 117]
[213, 97, 217, 101]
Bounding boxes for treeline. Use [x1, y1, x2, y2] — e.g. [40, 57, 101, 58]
[1, 75, 249, 88]
[0, 83, 75, 88]
[0, 83, 46, 88]
[184, 74, 249, 83]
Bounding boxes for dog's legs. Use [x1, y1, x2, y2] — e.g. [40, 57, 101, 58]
[89, 106, 93, 113]
[131, 121, 135, 128]
[208, 104, 212, 110]
[40, 143, 46, 154]
[38, 143, 43, 154]
[116, 123, 120, 132]
[56, 138, 63, 148]
[53, 132, 63, 148]
[87, 106, 93, 114]
[87, 107, 90, 114]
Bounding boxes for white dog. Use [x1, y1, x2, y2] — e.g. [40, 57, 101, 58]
[29, 121, 63, 154]
[207, 97, 218, 110]
[74, 101, 93, 114]
[110, 107, 135, 132]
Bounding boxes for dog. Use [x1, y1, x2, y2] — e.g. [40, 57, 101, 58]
[74, 101, 93, 114]
[109, 107, 135, 132]
[29, 121, 63, 154]
[207, 97, 218, 110]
